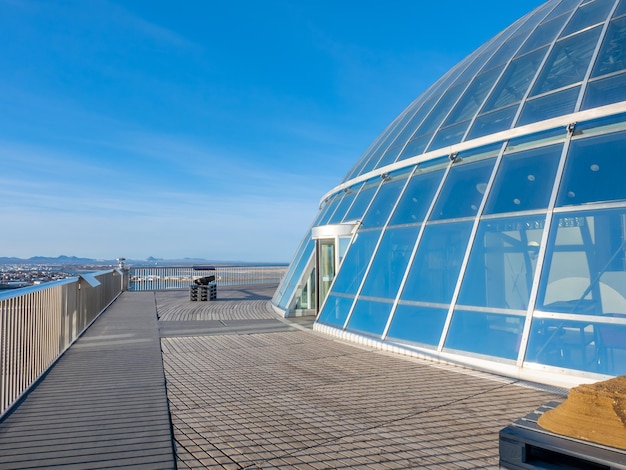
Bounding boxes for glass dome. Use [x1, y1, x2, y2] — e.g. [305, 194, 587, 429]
[273, 0, 626, 388]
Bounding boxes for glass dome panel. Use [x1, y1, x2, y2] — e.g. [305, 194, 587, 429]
[317, 294, 354, 327]
[561, 0, 614, 36]
[557, 129, 626, 206]
[483, 143, 563, 214]
[328, 229, 381, 296]
[616, 0, 626, 15]
[358, 225, 421, 299]
[411, 82, 468, 139]
[455, 214, 546, 310]
[481, 48, 548, 114]
[386, 304, 449, 348]
[537, 207, 626, 317]
[397, 133, 433, 161]
[590, 16, 626, 78]
[388, 167, 445, 226]
[583, 71, 626, 108]
[399, 221, 473, 304]
[347, 299, 393, 336]
[429, 157, 496, 221]
[343, 180, 380, 222]
[276, 238, 315, 309]
[427, 121, 468, 151]
[327, 184, 363, 224]
[467, 105, 518, 140]
[531, 26, 602, 96]
[444, 309, 525, 360]
[525, 318, 626, 375]
[360, 171, 412, 228]
[517, 12, 572, 56]
[543, 0, 582, 22]
[517, 85, 580, 125]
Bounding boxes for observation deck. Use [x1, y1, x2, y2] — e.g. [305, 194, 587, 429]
[0, 281, 565, 469]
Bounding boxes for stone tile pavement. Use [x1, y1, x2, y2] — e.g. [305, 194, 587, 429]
[158, 286, 565, 469]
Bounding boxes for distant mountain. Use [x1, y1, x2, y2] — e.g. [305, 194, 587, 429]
[0, 256, 288, 266]
[0, 255, 106, 265]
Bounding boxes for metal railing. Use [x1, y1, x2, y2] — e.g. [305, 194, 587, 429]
[129, 265, 287, 291]
[0, 269, 124, 418]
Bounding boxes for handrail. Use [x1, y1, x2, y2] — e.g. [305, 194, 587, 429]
[0, 269, 124, 418]
[129, 265, 287, 291]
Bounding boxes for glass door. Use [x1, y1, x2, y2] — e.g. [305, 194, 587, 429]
[318, 239, 335, 308]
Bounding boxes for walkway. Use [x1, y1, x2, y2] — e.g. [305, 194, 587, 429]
[0, 285, 566, 469]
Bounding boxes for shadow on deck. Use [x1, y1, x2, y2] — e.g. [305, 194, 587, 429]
[0, 284, 564, 469]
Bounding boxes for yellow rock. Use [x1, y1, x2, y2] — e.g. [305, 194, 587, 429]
[538, 375, 626, 450]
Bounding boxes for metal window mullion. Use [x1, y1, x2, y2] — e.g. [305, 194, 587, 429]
[574, 0, 621, 112]
[381, 161, 455, 339]
[515, 127, 575, 366]
[510, 2, 584, 128]
[436, 143, 508, 352]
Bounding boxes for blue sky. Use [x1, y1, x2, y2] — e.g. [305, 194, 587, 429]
[0, 0, 544, 263]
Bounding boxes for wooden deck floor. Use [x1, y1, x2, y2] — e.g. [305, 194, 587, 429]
[0, 285, 566, 469]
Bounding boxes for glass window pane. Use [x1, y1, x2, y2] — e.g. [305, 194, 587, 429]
[517, 86, 580, 126]
[561, 0, 614, 37]
[537, 209, 626, 317]
[517, 13, 572, 56]
[456, 215, 546, 310]
[400, 221, 474, 304]
[317, 294, 354, 327]
[482, 48, 547, 113]
[343, 182, 380, 222]
[444, 310, 524, 360]
[430, 158, 496, 221]
[389, 168, 445, 226]
[360, 173, 410, 228]
[557, 129, 626, 206]
[359, 226, 421, 299]
[427, 121, 468, 152]
[386, 305, 449, 348]
[442, 66, 504, 127]
[591, 16, 626, 78]
[484, 144, 563, 214]
[330, 230, 381, 295]
[525, 318, 626, 375]
[481, 30, 528, 72]
[467, 105, 518, 140]
[413, 82, 467, 137]
[531, 26, 602, 96]
[347, 299, 393, 336]
[616, 0, 626, 16]
[276, 238, 315, 309]
[397, 133, 433, 160]
[327, 185, 361, 224]
[583, 72, 626, 109]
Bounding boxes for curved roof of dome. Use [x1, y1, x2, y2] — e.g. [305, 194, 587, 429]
[339, 0, 626, 186]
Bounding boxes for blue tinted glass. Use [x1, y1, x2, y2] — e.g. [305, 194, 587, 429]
[484, 144, 563, 214]
[330, 230, 381, 295]
[347, 299, 393, 336]
[360, 174, 410, 228]
[557, 130, 626, 206]
[413, 82, 467, 137]
[583, 72, 626, 109]
[430, 158, 496, 221]
[276, 238, 315, 309]
[562, 0, 613, 37]
[386, 305, 448, 347]
[481, 30, 528, 72]
[525, 318, 626, 375]
[517, 86, 580, 126]
[427, 121, 468, 152]
[359, 226, 421, 299]
[482, 48, 547, 113]
[343, 182, 380, 222]
[537, 208, 626, 317]
[517, 13, 572, 56]
[456, 215, 546, 310]
[327, 186, 361, 224]
[444, 310, 524, 360]
[318, 294, 354, 327]
[591, 17, 626, 78]
[400, 221, 474, 304]
[467, 105, 517, 140]
[531, 26, 602, 96]
[389, 169, 444, 226]
[397, 133, 432, 160]
[316, 194, 341, 226]
[442, 66, 504, 126]
[617, 0, 626, 15]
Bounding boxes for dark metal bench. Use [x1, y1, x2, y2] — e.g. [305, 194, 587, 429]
[189, 266, 217, 301]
